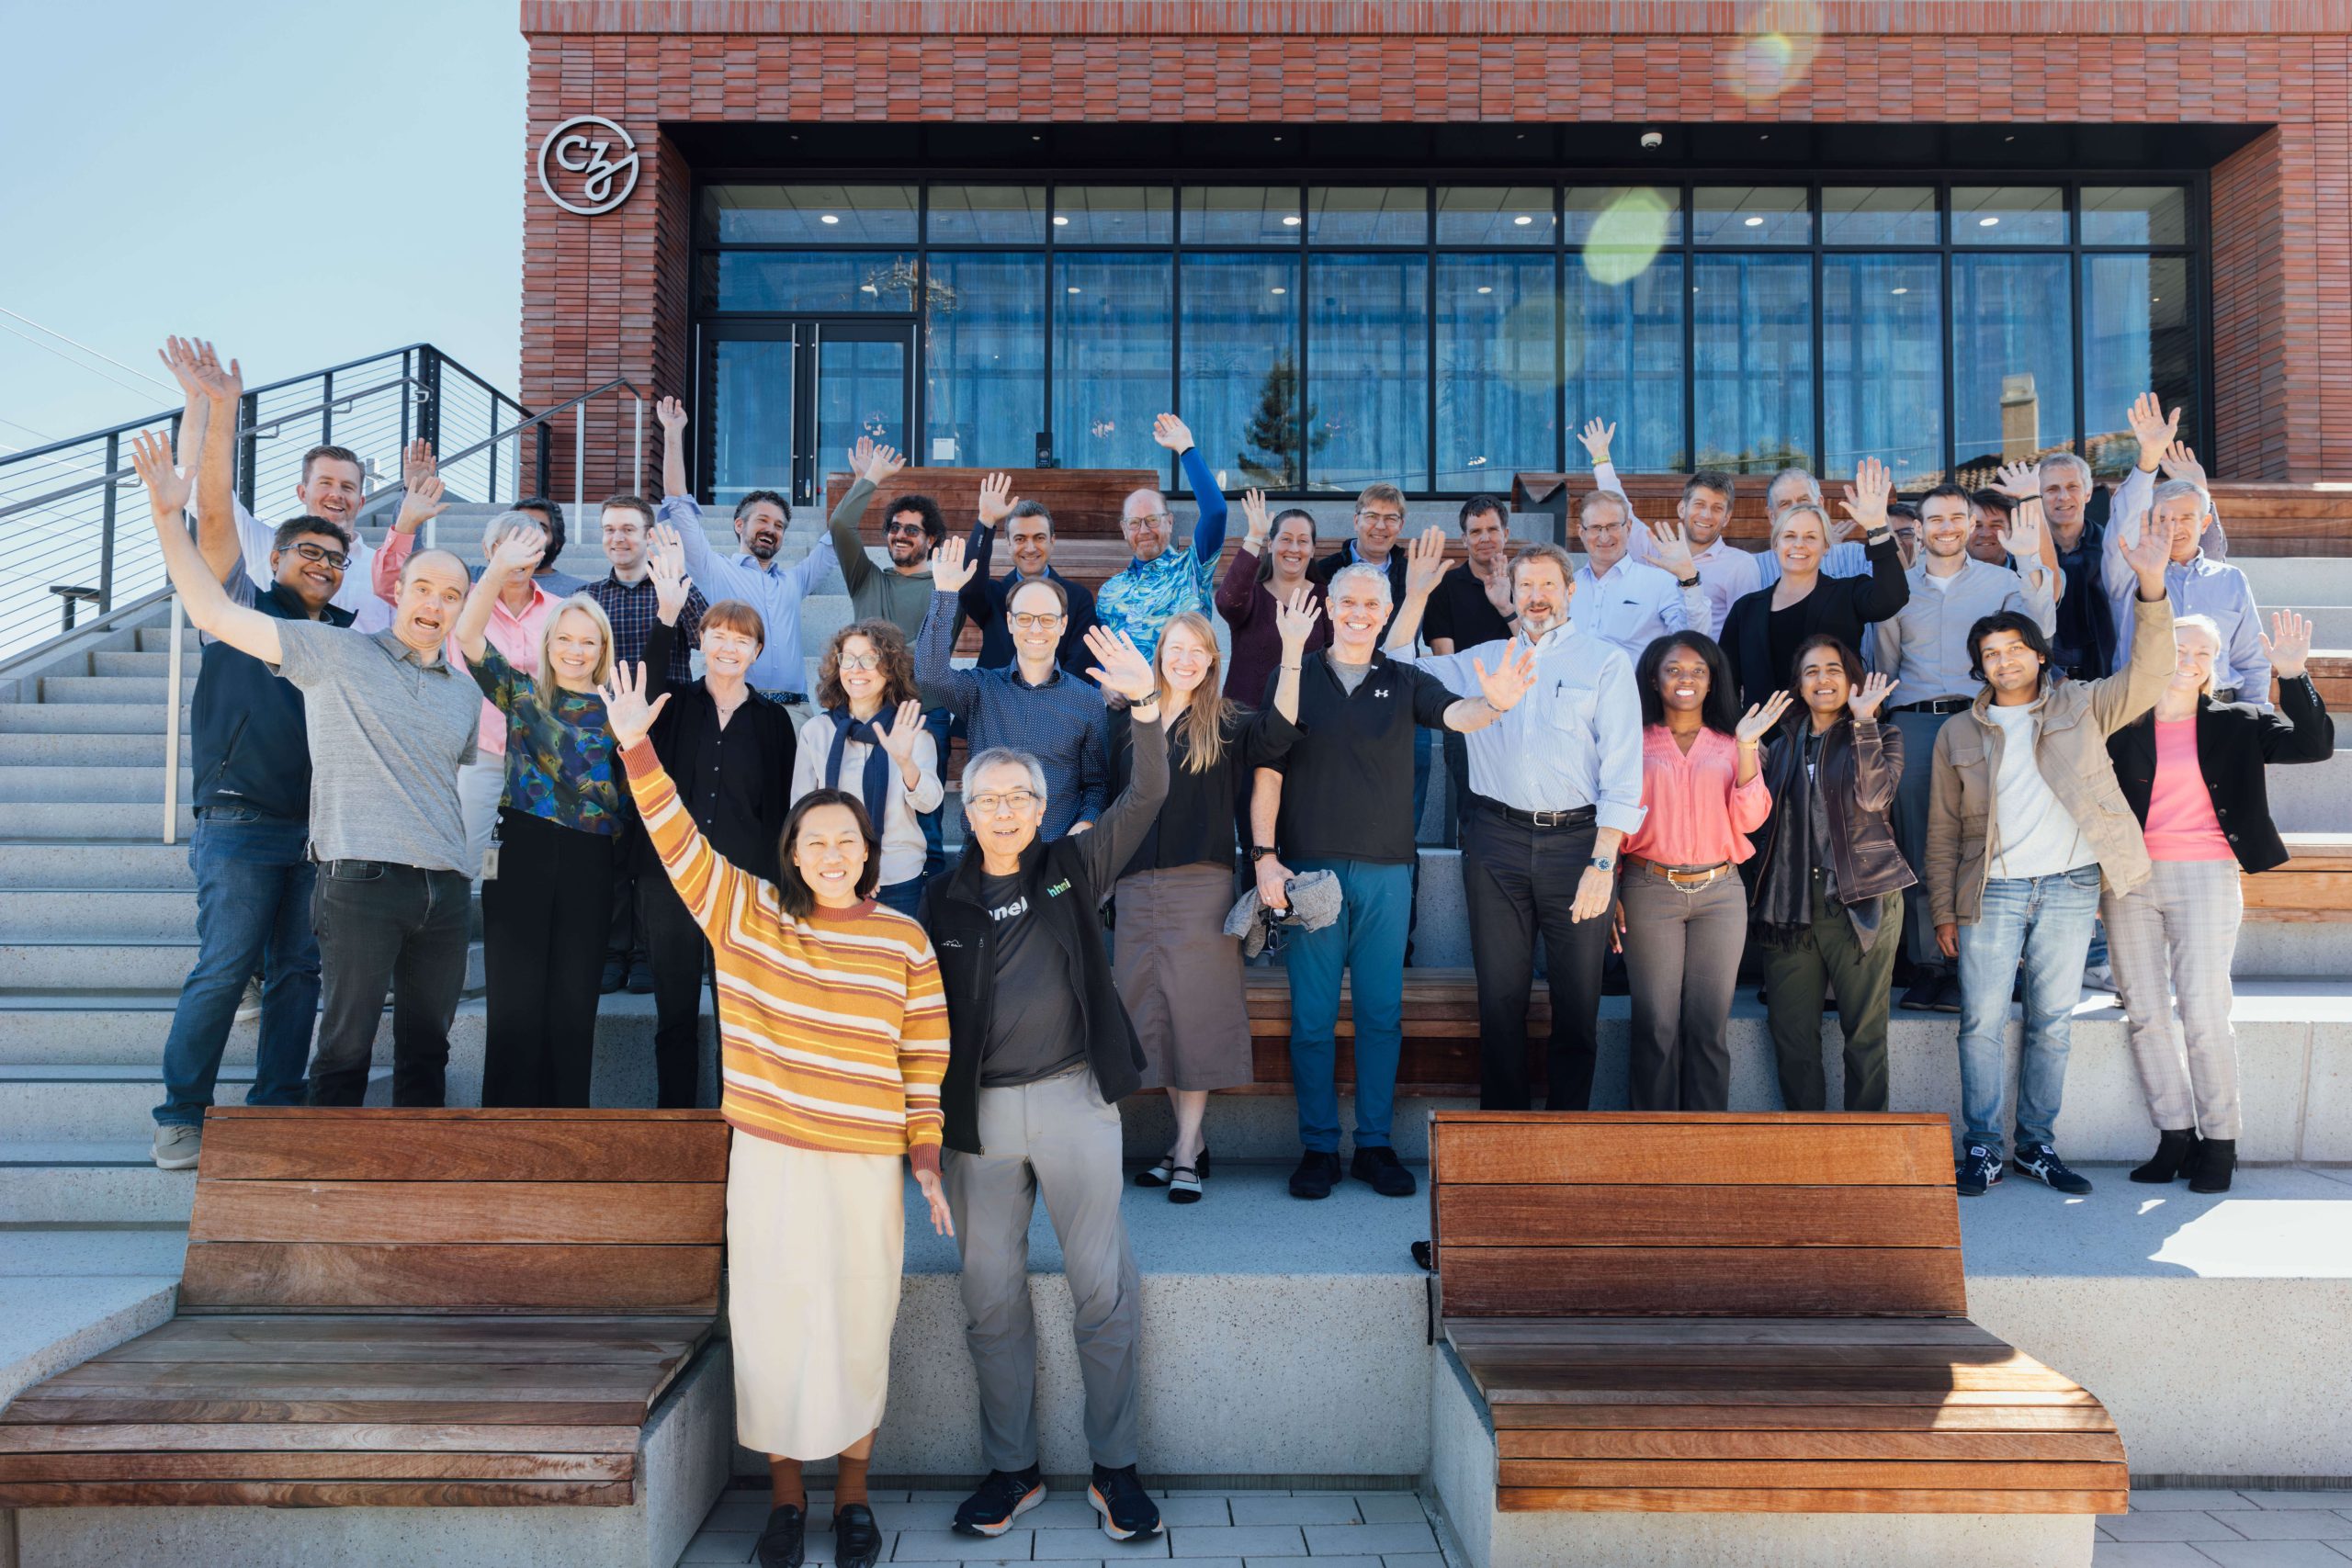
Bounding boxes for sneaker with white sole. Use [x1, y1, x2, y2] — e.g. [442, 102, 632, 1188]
[153, 1124, 202, 1170]
[1954, 1143, 2002, 1197]
[1088, 1462, 1163, 1540]
[233, 976, 264, 1023]
[2013, 1143, 2094, 1195]
[952, 1466, 1044, 1537]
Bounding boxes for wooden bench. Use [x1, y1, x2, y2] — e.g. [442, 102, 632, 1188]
[1423, 1111, 2125, 1568]
[0, 1107, 733, 1568]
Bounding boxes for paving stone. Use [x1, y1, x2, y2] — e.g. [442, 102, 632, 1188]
[2240, 1495, 2352, 1511]
[2090, 1546, 2227, 1567]
[2132, 1491, 2263, 1512]
[1035, 1523, 1165, 1558]
[1164, 1525, 1308, 1557]
[1153, 1496, 1233, 1526]
[2191, 1542, 2352, 1567]
[677, 1530, 758, 1562]
[1299, 1521, 1442, 1556]
[2211, 1513, 2352, 1540]
[1226, 1494, 1361, 1525]
[889, 1529, 1037, 1560]
[2100, 1512, 2250, 1542]
[1351, 1493, 1427, 1523]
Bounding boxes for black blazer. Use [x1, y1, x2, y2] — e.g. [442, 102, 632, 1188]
[639, 621, 797, 882]
[1719, 535, 1910, 707]
[2105, 673, 2333, 874]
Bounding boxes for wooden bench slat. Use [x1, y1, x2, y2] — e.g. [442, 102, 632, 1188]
[41, 1363, 678, 1400]
[1436, 1187, 1961, 1250]
[198, 1117, 728, 1182]
[1465, 1365, 2088, 1401]
[1487, 1403, 2120, 1432]
[1495, 1486, 2128, 1515]
[113, 1315, 709, 1364]
[1432, 1122, 1955, 1187]
[1445, 1318, 1997, 1348]
[2, 1398, 651, 1427]
[1442, 1247, 1967, 1318]
[1498, 1430, 2128, 1461]
[0, 1450, 634, 1483]
[176, 1243, 723, 1315]
[1498, 1460, 2128, 1491]
[0, 1479, 636, 1508]
[1460, 1345, 2054, 1372]
[188, 1183, 726, 1246]
[0, 1424, 640, 1455]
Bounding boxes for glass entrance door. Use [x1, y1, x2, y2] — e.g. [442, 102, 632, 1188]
[701, 320, 916, 510]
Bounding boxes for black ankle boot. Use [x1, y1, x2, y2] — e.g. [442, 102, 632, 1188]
[2130, 1128, 2199, 1184]
[2187, 1138, 2235, 1194]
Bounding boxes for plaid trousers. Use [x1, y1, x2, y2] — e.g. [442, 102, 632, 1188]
[2101, 858, 2245, 1139]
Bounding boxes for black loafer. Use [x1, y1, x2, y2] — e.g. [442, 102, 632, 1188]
[1351, 1145, 1417, 1198]
[755, 1503, 806, 1568]
[1288, 1150, 1341, 1200]
[832, 1502, 883, 1568]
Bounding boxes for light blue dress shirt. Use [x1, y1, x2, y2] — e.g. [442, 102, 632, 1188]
[2103, 468, 2269, 701]
[1571, 556, 1710, 660]
[659, 494, 837, 695]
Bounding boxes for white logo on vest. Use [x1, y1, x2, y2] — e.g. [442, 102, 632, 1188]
[537, 116, 639, 217]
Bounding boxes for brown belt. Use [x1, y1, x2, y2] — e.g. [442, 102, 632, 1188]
[1626, 856, 1735, 888]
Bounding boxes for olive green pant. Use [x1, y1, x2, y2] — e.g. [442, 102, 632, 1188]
[1762, 874, 1903, 1113]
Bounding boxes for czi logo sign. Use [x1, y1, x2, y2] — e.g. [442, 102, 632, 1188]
[537, 115, 639, 217]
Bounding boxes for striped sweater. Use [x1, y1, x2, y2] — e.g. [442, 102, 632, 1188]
[623, 739, 948, 1156]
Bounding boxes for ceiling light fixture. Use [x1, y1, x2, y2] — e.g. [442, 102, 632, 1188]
[1744, 215, 1765, 227]
[1891, 287, 1909, 295]
[1979, 216, 2000, 227]
[1282, 215, 1301, 226]
[1067, 285, 1080, 294]
[1513, 214, 1533, 225]
[1052, 215, 1069, 226]
[820, 214, 840, 224]
[1271, 286, 1286, 295]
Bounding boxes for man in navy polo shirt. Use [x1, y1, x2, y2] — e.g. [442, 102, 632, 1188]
[1250, 560, 1536, 1201]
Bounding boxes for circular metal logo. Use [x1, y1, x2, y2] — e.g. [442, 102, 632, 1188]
[537, 115, 639, 217]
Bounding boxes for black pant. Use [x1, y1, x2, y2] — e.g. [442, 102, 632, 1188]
[310, 860, 473, 1106]
[606, 856, 645, 968]
[481, 810, 614, 1108]
[1461, 806, 1612, 1111]
[640, 860, 712, 1109]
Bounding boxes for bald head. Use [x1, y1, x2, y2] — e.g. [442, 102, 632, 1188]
[1121, 487, 1173, 563]
[392, 548, 469, 656]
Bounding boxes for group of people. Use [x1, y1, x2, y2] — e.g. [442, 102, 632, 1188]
[134, 329, 2330, 1564]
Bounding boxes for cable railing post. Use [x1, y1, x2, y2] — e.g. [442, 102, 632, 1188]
[322, 368, 334, 448]
[236, 389, 258, 515]
[163, 592, 185, 847]
[99, 432, 119, 614]
[401, 348, 413, 456]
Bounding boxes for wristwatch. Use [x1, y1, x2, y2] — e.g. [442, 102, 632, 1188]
[1676, 574, 1701, 590]
[1250, 845, 1280, 863]
[1589, 852, 1617, 873]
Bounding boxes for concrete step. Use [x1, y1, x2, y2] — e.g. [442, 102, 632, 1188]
[0, 704, 176, 735]
[132, 628, 202, 654]
[2231, 556, 2352, 603]
[2263, 746, 2351, 833]
[0, 765, 193, 803]
[0, 1063, 392, 1144]
[2266, 604, 2352, 645]
[0, 843, 197, 891]
[36, 677, 198, 705]
[0, 805, 195, 839]
[88, 651, 191, 677]
[0, 939, 482, 992]
[0, 733, 189, 766]
[0, 891, 197, 942]
[0, 1141, 196, 1224]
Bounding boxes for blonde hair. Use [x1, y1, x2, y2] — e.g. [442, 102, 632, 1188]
[1152, 613, 1238, 773]
[535, 594, 616, 706]
[2174, 614, 2223, 698]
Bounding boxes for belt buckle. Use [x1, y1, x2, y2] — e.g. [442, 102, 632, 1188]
[1531, 808, 1567, 828]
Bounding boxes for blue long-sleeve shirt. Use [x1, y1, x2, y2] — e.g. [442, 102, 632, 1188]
[914, 590, 1109, 837]
[1091, 446, 1227, 660]
[2103, 468, 2266, 702]
[658, 494, 836, 697]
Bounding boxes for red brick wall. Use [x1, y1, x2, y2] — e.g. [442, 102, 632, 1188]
[521, 3, 2352, 491]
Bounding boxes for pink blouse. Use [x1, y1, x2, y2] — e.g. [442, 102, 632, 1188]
[2142, 716, 2235, 862]
[1622, 726, 1772, 867]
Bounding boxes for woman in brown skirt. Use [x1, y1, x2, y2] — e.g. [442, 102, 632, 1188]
[1109, 599, 1316, 1203]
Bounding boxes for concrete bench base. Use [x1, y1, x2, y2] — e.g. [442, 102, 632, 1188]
[1428, 1347, 2095, 1568]
[14, 1343, 731, 1568]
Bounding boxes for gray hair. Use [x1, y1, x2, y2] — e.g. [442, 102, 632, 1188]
[2152, 477, 2213, 516]
[1327, 561, 1394, 607]
[1577, 489, 1632, 528]
[963, 747, 1048, 803]
[482, 509, 545, 555]
[2040, 452, 2093, 486]
[1768, 468, 1822, 511]
[1509, 541, 1576, 589]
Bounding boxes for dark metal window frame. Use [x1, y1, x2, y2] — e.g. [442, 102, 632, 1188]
[688, 166, 2210, 498]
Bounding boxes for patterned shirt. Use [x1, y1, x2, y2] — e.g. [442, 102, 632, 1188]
[585, 571, 705, 682]
[1090, 446, 1227, 660]
[469, 646, 623, 835]
[915, 590, 1110, 836]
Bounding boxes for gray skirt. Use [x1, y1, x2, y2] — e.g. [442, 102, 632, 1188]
[1113, 863, 1253, 1092]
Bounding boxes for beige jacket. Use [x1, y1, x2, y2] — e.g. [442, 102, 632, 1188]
[1925, 595, 2175, 928]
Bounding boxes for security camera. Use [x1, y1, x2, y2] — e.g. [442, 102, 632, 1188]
[1640, 130, 1664, 150]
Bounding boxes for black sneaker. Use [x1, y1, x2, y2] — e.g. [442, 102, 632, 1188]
[1898, 971, 1944, 1011]
[1088, 1462, 1163, 1540]
[1351, 1145, 1417, 1198]
[952, 1466, 1044, 1537]
[2013, 1144, 2093, 1195]
[1288, 1150, 1341, 1200]
[600, 959, 627, 995]
[754, 1504, 806, 1568]
[626, 960, 656, 994]
[831, 1502, 883, 1568]
[1929, 976, 1963, 1014]
[1954, 1143, 2003, 1197]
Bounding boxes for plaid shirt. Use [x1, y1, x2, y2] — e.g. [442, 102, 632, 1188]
[585, 572, 705, 683]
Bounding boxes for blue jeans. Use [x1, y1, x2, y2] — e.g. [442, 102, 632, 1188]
[154, 810, 318, 1127]
[1282, 858, 1412, 1152]
[1955, 865, 2103, 1158]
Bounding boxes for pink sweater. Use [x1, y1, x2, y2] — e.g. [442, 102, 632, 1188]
[1622, 726, 1772, 867]
[2142, 716, 2235, 862]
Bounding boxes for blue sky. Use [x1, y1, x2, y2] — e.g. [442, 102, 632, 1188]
[0, 0, 523, 450]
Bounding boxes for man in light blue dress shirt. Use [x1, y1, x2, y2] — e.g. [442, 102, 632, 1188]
[1569, 491, 1711, 661]
[2105, 475, 2268, 705]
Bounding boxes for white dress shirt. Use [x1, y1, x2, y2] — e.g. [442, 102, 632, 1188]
[1571, 555, 1709, 660]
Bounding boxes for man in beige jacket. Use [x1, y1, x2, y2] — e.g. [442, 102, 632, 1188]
[1927, 517, 2176, 1199]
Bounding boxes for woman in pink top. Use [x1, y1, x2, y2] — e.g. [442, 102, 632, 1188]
[2101, 611, 2333, 1193]
[1615, 633, 1788, 1110]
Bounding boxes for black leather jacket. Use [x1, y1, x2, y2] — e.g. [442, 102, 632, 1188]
[1752, 714, 1917, 905]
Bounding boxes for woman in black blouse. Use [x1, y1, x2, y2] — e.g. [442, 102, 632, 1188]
[1113, 597, 1316, 1203]
[1719, 458, 1910, 709]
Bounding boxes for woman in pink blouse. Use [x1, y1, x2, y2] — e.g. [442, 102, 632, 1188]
[1616, 633, 1787, 1110]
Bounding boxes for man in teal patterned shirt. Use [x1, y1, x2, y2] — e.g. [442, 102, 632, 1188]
[1091, 413, 1228, 662]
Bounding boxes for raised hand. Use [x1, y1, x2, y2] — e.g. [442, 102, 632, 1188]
[2262, 610, 2312, 681]
[650, 522, 686, 564]
[1082, 625, 1157, 704]
[129, 428, 193, 518]
[2120, 503, 2174, 594]
[489, 525, 549, 579]
[858, 439, 905, 485]
[649, 547, 693, 625]
[656, 395, 688, 436]
[2161, 441, 2208, 488]
[1849, 671, 1898, 723]
[978, 471, 1015, 527]
[1273, 583, 1322, 655]
[1839, 457, 1891, 536]
[1645, 513, 1694, 578]
[1240, 487, 1271, 546]
[1735, 690, 1794, 744]
[1403, 525, 1453, 599]
[1150, 412, 1195, 454]
[1578, 417, 1616, 466]
[598, 660, 672, 750]
[876, 698, 927, 768]
[1992, 460, 2041, 502]
[156, 336, 213, 400]
[1472, 637, 1540, 714]
[929, 533, 977, 594]
[1999, 495, 2042, 564]
[1481, 558, 1516, 617]
[393, 471, 447, 536]
[2126, 390, 2181, 468]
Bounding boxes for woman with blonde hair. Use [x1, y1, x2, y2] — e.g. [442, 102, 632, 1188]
[794, 619, 942, 918]
[457, 524, 629, 1106]
[1114, 599, 1317, 1202]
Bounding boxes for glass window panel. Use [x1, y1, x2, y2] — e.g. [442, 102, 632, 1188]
[708, 339, 794, 510]
[924, 254, 1046, 468]
[1565, 186, 1683, 247]
[1951, 254, 2075, 482]
[1563, 250, 1685, 473]
[2083, 254, 2195, 477]
[1180, 254, 1303, 490]
[1052, 254, 1173, 478]
[927, 185, 1046, 243]
[1694, 186, 1811, 245]
[1054, 186, 1172, 245]
[812, 334, 911, 473]
[1822, 186, 1939, 245]
[2082, 186, 2189, 246]
[1307, 186, 1429, 244]
[1183, 186, 1302, 244]
[1436, 255, 1558, 491]
[1437, 187, 1556, 245]
[1822, 255, 1945, 487]
[1306, 254, 1429, 491]
[699, 184, 918, 244]
[1693, 255, 1814, 473]
[708, 253, 916, 312]
[1952, 186, 2068, 245]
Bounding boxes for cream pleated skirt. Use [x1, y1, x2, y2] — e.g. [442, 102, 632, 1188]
[724, 1128, 906, 1460]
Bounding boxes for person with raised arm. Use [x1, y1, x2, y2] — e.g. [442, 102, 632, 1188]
[1928, 512, 2179, 1199]
[792, 620, 942, 918]
[1751, 467, 1872, 588]
[601, 660, 946, 1568]
[1578, 417, 1760, 636]
[828, 435, 943, 642]
[957, 473, 1096, 675]
[1718, 457, 1911, 709]
[1564, 488, 1712, 657]
[1092, 412, 1230, 661]
[655, 394, 837, 711]
[130, 424, 481, 1110]
[1215, 487, 1329, 705]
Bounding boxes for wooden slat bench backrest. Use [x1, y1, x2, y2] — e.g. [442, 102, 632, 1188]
[821, 468, 1161, 540]
[1430, 1112, 1966, 1319]
[179, 1108, 729, 1316]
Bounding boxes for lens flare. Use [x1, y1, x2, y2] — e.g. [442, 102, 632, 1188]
[1582, 186, 1674, 286]
[1733, 0, 1822, 104]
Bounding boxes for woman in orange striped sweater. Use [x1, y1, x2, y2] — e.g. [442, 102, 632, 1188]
[603, 660, 949, 1568]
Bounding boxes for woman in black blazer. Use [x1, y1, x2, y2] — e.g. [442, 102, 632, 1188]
[2102, 611, 2332, 1194]
[1719, 459, 1909, 709]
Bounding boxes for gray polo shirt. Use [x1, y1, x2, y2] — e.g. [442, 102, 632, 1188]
[270, 622, 481, 871]
[1868, 557, 2054, 705]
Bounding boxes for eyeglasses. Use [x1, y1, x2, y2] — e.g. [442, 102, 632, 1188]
[1125, 512, 1172, 530]
[1011, 612, 1062, 631]
[837, 652, 881, 671]
[883, 521, 929, 537]
[967, 789, 1039, 816]
[288, 541, 351, 570]
[1357, 510, 1405, 526]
